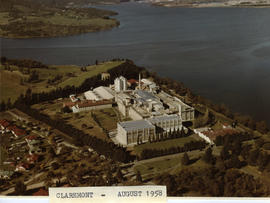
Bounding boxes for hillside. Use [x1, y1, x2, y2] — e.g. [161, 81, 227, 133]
[0, 0, 120, 38]
[0, 58, 124, 102]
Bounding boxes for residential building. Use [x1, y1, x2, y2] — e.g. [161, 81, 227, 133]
[69, 94, 78, 102]
[101, 72, 110, 81]
[0, 119, 10, 131]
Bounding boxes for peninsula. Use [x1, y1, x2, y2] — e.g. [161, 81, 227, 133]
[0, 0, 120, 38]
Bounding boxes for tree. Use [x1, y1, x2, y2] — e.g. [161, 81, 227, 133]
[106, 169, 113, 185]
[116, 168, 124, 182]
[0, 101, 6, 112]
[15, 181, 26, 195]
[136, 171, 142, 182]
[6, 98, 12, 109]
[181, 152, 190, 165]
[62, 106, 72, 113]
[215, 135, 223, 146]
[247, 148, 260, 166]
[220, 147, 230, 161]
[28, 70, 39, 82]
[203, 147, 215, 164]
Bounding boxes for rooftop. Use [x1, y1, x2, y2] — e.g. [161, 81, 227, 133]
[118, 119, 154, 131]
[135, 90, 158, 101]
[76, 100, 112, 108]
[128, 79, 138, 85]
[0, 119, 10, 128]
[148, 114, 181, 123]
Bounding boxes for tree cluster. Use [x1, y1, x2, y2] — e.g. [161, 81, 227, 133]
[139, 140, 206, 160]
[1, 57, 48, 69]
[156, 167, 268, 197]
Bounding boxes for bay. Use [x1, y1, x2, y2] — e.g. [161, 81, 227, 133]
[1, 2, 270, 126]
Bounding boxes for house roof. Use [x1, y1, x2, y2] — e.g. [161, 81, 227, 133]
[76, 100, 112, 108]
[33, 188, 49, 196]
[128, 79, 138, 85]
[13, 128, 26, 136]
[26, 135, 37, 140]
[0, 119, 10, 128]
[16, 163, 30, 170]
[27, 154, 39, 163]
[63, 101, 80, 107]
[7, 125, 17, 131]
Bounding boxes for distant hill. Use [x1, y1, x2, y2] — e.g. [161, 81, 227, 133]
[0, 0, 120, 38]
[143, 0, 270, 7]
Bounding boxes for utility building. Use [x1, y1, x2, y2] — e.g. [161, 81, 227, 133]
[114, 76, 127, 92]
[116, 114, 182, 146]
[116, 120, 156, 146]
[148, 114, 182, 134]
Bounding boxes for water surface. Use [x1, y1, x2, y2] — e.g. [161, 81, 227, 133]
[1, 2, 270, 126]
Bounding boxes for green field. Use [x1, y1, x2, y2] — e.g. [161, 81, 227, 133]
[32, 100, 121, 141]
[134, 150, 207, 179]
[0, 69, 28, 102]
[0, 2, 119, 38]
[92, 108, 119, 131]
[58, 61, 123, 88]
[0, 61, 124, 102]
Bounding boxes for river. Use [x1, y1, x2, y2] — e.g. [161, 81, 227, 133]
[1, 2, 270, 126]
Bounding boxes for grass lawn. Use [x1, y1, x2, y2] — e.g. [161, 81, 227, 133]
[32, 98, 120, 141]
[0, 60, 124, 102]
[92, 108, 118, 131]
[134, 149, 206, 179]
[134, 136, 197, 156]
[67, 111, 109, 141]
[58, 61, 123, 88]
[0, 70, 28, 102]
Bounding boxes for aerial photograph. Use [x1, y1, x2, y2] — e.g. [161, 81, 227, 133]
[0, 0, 270, 197]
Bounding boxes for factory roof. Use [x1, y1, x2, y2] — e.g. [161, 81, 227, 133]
[93, 86, 114, 100]
[77, 100, 112, 108]
[135, 90, 157, 101]
[148, 114, 181, 123]
[141, 78, 154, 85]
[118, 120, 154, 131]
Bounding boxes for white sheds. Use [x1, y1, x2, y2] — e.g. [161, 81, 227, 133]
[84, 90, 101, 101]
[84, 86, 114, 101]
[93, 86, 114, 100]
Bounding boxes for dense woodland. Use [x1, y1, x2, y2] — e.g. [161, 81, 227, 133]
[155, 130, 270, 196]
[139, 140, 206, 160]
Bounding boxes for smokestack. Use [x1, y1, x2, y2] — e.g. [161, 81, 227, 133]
[139, 73, 141, 90]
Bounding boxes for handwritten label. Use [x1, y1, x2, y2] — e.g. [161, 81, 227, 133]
[49, 186, 166, 203]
